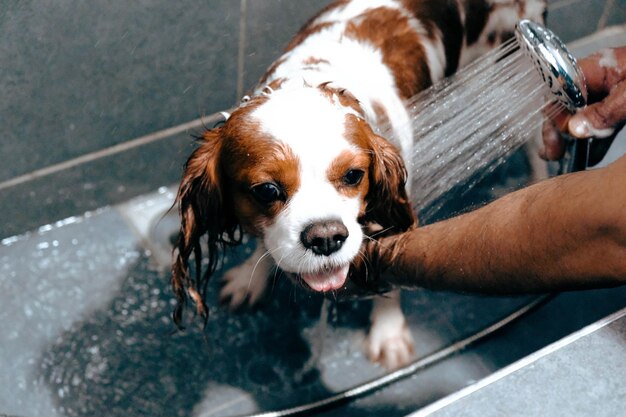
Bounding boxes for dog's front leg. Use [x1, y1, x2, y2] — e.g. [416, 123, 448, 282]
[365, 290, 415, 369]
[219, 239, 273, 309]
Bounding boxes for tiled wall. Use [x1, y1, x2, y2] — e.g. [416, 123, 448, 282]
[0, 0, 624, 238]
[547, 0, 626, 41]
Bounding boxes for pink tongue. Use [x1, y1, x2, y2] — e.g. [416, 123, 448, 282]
[301, 265, 350, 292]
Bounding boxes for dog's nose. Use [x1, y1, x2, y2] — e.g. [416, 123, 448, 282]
[300, 220, 349, 256]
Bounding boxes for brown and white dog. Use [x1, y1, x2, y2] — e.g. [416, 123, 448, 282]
[172, 0, 546, 369]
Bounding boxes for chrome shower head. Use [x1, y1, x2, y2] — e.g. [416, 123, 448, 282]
[515, 19, 587, 110]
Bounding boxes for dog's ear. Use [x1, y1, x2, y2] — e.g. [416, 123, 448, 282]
[171, 127, 241, 327]
[362, 131, 417, 235]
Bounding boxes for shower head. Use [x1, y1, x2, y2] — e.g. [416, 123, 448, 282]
[515, 19, 587, 110]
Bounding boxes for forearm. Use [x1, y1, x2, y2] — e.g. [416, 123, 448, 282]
[384, 155, 626, 294]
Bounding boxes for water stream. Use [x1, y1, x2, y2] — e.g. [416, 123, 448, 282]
[381, 38, 566, 219]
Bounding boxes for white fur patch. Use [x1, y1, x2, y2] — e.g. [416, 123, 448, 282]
[314, 0, 401, 25]
[257, 6, 418, 157]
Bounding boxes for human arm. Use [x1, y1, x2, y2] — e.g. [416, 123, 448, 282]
[355, 154, 626, 294]
[345, 46, 626, 296]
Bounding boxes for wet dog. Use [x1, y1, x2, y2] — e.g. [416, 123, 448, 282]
[172, 0, 546, 368]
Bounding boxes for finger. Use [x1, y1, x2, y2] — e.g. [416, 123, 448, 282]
[577, 47, 626, 94]
[549, 106, 572, 132]
[541, 117, 566, 160]
[568, 79, 626, 138]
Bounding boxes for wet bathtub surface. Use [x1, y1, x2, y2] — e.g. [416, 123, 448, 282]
[3, 169, 626, 417]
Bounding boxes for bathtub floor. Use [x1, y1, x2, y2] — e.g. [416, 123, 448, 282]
[3, 136, 626, 417]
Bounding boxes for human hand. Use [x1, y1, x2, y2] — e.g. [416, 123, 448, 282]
[340, 238, 394, 298]
[541, 46, 626, 163]
[334, 231, 419, 300]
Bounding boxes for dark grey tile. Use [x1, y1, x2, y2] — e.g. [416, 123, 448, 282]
[605, 0, 626, 26]
[417, 308, 626, 417]
[547, 0, 607, 43]
[470, 288, 626, 370]
[243, 0, 335, 92]
[0, 0, 239, 182]
[0, 122, 205, 239]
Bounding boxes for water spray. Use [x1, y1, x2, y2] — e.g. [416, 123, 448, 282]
[238, 20, 588, 417]
[399, 20, 588, 220]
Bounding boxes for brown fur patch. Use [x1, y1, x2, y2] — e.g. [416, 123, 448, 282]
[303, 56, 330, 66]
[401, 0, 464, 76]
[257, 56, 287, 90]
[266, 77, 287, 91]
[344, 6, 431, 99]
[327, 150, 371, 201]
[316, 82, 365, 117]
[220, 104, 301, 234]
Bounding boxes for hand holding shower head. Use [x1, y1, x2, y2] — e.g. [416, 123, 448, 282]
[515, 19, 587, 110]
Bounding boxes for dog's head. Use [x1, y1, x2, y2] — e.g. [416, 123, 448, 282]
[172, 83, 415, 323]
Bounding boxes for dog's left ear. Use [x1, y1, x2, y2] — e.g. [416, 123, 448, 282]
[361, 129, 417, 234]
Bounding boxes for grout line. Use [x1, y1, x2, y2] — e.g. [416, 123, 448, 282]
[236, 0, 248, 99]
[0, 115, 222, 192]
[597, 0, 615, 31]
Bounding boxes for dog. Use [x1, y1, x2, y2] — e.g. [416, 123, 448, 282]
[172, 0, 547, 369]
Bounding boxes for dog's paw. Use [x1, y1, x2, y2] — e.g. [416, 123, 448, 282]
[365, 318, 415, 369]
[219, 260, 270, 310]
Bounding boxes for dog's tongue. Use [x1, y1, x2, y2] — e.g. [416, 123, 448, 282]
[301, 265, 350, 292]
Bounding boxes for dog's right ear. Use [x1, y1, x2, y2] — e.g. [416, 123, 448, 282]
[171, 127, 241, 327]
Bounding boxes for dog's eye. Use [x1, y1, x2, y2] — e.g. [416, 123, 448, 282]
[250, 182, 284, 204]
[342, 169, 365, 186]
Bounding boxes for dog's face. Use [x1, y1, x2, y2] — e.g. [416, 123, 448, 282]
[228, 87, 372, 291]
[173, 84, 414, 312]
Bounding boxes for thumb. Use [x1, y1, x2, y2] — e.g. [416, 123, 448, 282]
[568, 80, 626, 138]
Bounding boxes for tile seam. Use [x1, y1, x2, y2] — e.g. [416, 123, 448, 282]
[237, 0, 248, 99]
[0, 114, 225, 192]
[597, 0, 616, 30]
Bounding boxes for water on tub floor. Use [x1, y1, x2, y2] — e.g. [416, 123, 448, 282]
[3, 151, 626, 417]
